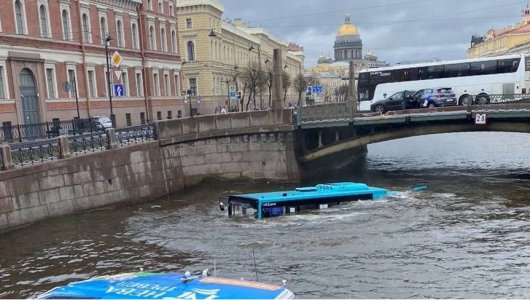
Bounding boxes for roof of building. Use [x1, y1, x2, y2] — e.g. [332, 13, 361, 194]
[337, 14, 359, 37]
[176, 0, 224, 12]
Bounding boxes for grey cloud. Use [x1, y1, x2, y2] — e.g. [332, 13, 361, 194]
[222, 0, 525, 66]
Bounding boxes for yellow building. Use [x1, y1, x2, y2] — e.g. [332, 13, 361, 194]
[468, 7, 530, 58]
[176, 0, 304, 114]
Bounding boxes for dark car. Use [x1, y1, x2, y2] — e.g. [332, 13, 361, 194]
[370, 90, 416, 113]
[413, 87, 457, 108]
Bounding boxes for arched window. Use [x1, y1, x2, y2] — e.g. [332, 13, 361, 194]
[149, 26, 155, 50]
[82, 13, 90, 43]
[15, 0, 25, 34]
[100, 17, 107, 45]
[160, 28, 166, 52]
[116, 20, 124, 47]
[187, 41, 195, 61]
[171, 30, 176, 53]
[39, 5, 49, 38]
[61, 9, 70, 40]
[132, 23, 138, 49]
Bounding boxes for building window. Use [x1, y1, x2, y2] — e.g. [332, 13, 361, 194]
[82, 13, 91, 43]
[120, 70, 128, 97]
[126, 113, 131, 126]
[132, 23, 139, 49]
[158, 1, 163, 14]
[189, 78, 197, 96]
[45, 68, 56, 99]
[164, 74, 169, 96]
[39, 5, 49, 38]
[171, 30, 176, 53]
[62, 9, 71, 41]
[15, 0, 25, 34]
[0, 66, 5, 99]
[187, 41, 195, 61]
[186, 18, 192, 28]
[169, 4, 174, 16]
[140, 112, 146, 124]
[167, 111, 172, 119]
[174, 74, 180, 96]
[160, 28, 166, 52]
[87, 70, 96, 98]
[100, 17, 107, 45]
[116, 20, 124, 47]
[153, 73, 160, 96]
[136, 72, 143, 96]
[147, 0, 152, 11]
[149, 26, 156, 50]
[157, 111, 162, 120]
[67, 69, 77, 98]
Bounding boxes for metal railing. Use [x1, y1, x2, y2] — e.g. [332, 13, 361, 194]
[10, 139, 60, 167]
[68, 132, 108, 155]
[0, 118, 104, 143]
[115, 123, 156, 146]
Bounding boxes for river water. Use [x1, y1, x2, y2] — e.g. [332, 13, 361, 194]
[1, 132, 530, 298]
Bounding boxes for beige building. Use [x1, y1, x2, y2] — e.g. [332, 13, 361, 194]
[176, 0, 304, 114]
[468, 7, 530, 58]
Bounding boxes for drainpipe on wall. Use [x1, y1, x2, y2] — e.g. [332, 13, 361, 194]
[77, 0, 91, 118]
[138, 4, 150, 123]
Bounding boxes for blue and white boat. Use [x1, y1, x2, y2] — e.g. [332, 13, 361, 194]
[220, 182, 389, 219]
[37, 271, 294, 299]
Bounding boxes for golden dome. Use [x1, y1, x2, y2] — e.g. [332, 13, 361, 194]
[337, 14, 359, 36]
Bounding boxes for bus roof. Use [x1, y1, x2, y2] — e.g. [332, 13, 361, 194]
[359, 54, 524, 73]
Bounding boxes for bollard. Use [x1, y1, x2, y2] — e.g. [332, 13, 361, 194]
[58, 136, 72, 159]
[106, 128, 118, 149]
[0, 144, 14, 170]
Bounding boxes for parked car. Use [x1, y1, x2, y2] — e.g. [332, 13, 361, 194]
[90, 115, 113, 130]
[413, 87, 457, 108]
[370, 90, 417, 113]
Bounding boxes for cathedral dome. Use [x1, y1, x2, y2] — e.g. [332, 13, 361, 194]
[336, 14, 359, 37]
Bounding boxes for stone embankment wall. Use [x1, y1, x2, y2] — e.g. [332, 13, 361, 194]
[0, 110, 299, 232]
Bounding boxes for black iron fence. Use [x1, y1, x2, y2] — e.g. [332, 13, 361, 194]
[68, 132, 108, 155]
[0, 118, 106, 143]
[115, 123, 156, 146]
[10, 139, 60, 167]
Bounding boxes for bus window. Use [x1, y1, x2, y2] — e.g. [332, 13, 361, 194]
[470, 60, 496, 75]
[444, 63, 470, 77]
[497, 58, 520, 73]
[428, 65, 444, 79]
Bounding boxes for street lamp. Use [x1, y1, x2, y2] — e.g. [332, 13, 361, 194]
[104, 33, 115, 127]
[186, 89, 193, 117]
[208, 29, 216, 37]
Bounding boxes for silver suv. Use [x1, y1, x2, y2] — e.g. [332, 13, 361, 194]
[413, 87, 457, 108]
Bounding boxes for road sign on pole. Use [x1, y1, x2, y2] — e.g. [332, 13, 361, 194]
[111, 51, 122, 67]
[114, 70, 123, 81]
[113, 83, 125, 97]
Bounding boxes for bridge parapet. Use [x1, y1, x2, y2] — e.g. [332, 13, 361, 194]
[297, 102, 355, 124]
[156, 109, 294, 145]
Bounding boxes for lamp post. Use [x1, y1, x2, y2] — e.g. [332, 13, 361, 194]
[186, 89, 193, 117]
[104, 33, 115, 127]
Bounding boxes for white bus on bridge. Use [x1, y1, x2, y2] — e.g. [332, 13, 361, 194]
[357, 54, 529, 111]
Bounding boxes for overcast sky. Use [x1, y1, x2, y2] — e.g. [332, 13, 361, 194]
[222, 0, 528, 67]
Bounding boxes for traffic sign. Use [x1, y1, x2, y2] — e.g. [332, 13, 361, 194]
[229, 85, 236, 93]
[229, 91, 237, 100]
[111, 51, 122, 67]
[474, 112, 487, 125]
[114, 70, 123, 81]
[113, 83, 125, 97]
[312, 85, 324, 94]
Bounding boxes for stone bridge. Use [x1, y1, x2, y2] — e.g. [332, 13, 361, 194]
[2, 103, 530, 232]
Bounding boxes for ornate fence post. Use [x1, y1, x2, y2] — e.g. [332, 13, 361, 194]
[106, 128, 118, 150]
[58, 136, 72, 159]
[0, 144, 14, 170]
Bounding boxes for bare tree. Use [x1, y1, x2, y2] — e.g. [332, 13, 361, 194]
[293, 73, 307, 107]
[241, 62, 267, 111]
[282, 70, 291, 106]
